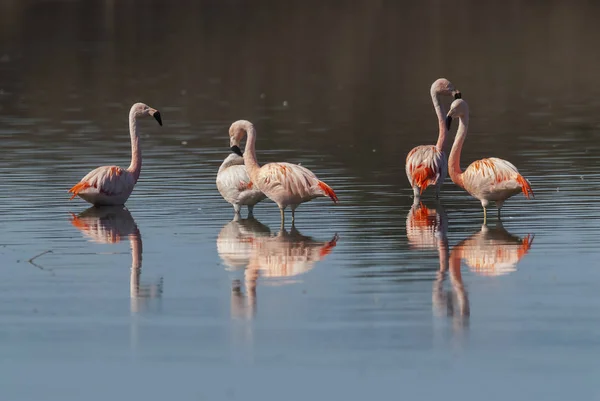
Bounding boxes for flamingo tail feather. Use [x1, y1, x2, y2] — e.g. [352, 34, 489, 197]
[516, 175, 534, 199]
[318, 181, 339, 203]
[68, 181, 91, 200]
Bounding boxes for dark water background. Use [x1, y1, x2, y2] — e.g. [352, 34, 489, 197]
[1, 1, 600, 400]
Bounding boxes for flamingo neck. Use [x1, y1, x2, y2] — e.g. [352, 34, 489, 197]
[127, 109, 141, 182]
[432, 90, 448, 151]
[243, 123, 261, 181]
[448, 113, 469, 189]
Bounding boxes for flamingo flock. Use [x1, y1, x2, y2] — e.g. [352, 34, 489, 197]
[67, 79, 533, 224]
[66, 78, 537, 323]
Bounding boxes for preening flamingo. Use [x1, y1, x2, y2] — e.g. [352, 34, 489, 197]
[446, 99, 534, 223]
[216, 152, 267, 217]
[68, 103, 162, 206]
[405, 78, 462, 199]
[228, 120, 338, 224]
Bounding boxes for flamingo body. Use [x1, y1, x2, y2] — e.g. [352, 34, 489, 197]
[446, 99, 533, 221]
[460, 157, 533, 205]
[406, 145, 447, 196]
[253, 162, 338, 210]
[216, 153, 267, 215]
[68, 102, 162, 206]
[228, 120, 338, 223]
[70, 166, 136, 206]
[405, 78, 461, 198]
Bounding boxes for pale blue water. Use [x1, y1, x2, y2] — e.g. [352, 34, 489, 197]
[1, 1, 600, 400]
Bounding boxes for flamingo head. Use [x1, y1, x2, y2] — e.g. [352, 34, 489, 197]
[130, 102, 162, 126]
[431, 78, 462, 100]
[229, 120, 254, 156]
[446, 98, 469, 130]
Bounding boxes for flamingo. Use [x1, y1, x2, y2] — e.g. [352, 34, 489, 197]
[405, 78, 462, 199]
[446, 99, 534, 223]
[228, 120, 338, 224]
[68, 102, 162, 206]
[216, 152, 267, 217]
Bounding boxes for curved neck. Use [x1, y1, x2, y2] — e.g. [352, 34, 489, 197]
[448, 113, 469, 188]
[127, 110, 141, 182]
[242, 124, 261, 180]
[432, 90, 448, 151]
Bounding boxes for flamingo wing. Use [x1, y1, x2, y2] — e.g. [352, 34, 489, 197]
[405, 145, 446, 193]
[69, 165, 134, 199]
[462, 157, 533, 200]
[257, 162, 338, 203]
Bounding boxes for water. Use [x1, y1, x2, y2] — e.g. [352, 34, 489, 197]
[1, 1, 600, 400]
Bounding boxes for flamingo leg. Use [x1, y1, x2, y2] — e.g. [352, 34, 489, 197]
[483, 207, 487, 225]
[248, 205, 254, 218]
[291, 209, 296, 224]
[413, 186, 420, 200]
[279, 208, 285, 225]
[233, 204, 241, 215]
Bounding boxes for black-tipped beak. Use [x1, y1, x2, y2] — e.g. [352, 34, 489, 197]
[153, 111, 162, 126]
[453, 91, 462, 100]
[445, 116, 452, 130]
[231, 145, 243, 157]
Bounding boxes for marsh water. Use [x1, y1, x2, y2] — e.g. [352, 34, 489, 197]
[1, 1, 600, 400]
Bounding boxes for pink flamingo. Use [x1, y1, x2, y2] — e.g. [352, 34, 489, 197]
[446, 99, 534, 222]
[68, 103, 162, 206]
[405, 78, 462, 199]
[228, 120, 338, 224]
[216, 152, 267, 217]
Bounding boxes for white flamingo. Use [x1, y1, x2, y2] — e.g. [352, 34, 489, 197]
[216, 152, 267, 217]
[405, 78, 461, 199]
[68, 103, 162, 206]
[229, 120, 338, 224]
[446, 99, 534, 223]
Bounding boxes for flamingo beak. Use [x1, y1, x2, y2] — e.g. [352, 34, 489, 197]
[151, 110, 163, 126]
[453, 91, 462, 100]
[445, 116, 452, 130]
[231, 145, 243, 157]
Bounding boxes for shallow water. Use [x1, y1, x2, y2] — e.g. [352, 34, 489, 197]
[1, 1, 600, 400]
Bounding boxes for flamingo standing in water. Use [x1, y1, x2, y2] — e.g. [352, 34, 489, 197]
[68, 103, 162, 206]
[216, 152, 267, 217]
[445, 99, 533, 223]
[228, 120, 338, 224]
[405, 78, 462, 199]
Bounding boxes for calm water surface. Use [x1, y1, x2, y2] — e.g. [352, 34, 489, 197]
[1, 1, 600, 400]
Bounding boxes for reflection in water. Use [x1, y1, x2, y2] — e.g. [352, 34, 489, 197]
[406, 203, 469, 331]
[217, 218, 338, 320]
[69, 206, 163, 313]
[454, 222, 535, 277]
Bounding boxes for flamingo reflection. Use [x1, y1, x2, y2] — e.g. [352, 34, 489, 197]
[406, 202, 470, 326]
[217, 218, 338, 319]
[69, 206, 163, 313]
[453, 222, 534, 277]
